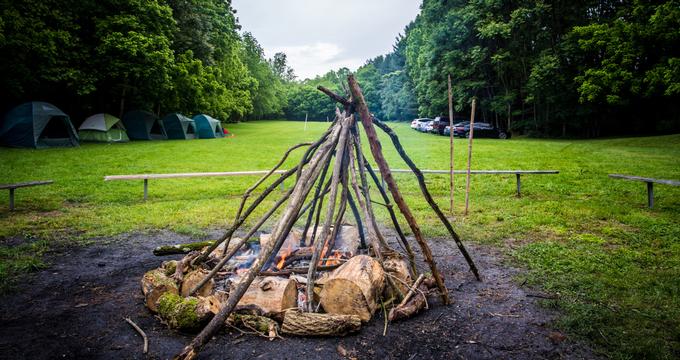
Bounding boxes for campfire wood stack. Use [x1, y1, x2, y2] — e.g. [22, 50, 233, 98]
[140, 76, 479, 360]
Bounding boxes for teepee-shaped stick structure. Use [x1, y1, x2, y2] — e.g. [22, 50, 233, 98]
[174, 75, 478, 360]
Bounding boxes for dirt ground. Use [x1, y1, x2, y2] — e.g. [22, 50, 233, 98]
[0, 231, 596, 359]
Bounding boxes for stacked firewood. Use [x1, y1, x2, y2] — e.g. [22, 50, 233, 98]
[140, 76, 479, 360]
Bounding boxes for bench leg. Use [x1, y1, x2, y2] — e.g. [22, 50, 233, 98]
[647, 182, 654, 209]
[516, 174, 521, 197]
[144, 179, 148, 201]
[9, 188, 15, 211]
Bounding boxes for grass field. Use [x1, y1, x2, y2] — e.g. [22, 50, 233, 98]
[1, 120, 679, 358]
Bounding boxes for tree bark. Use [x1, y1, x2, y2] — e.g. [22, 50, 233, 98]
[235, 276, 298, 314]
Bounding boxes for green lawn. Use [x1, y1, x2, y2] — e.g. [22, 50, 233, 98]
[1, 120, 679, 358]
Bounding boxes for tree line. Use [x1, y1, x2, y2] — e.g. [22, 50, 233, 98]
[296, 0, 680, 137]
[0, 0, 292, 123]
[2, 0, 678, 136]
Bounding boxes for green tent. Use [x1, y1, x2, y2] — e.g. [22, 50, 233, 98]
[162, 113, 196, 140]
[193, 114, 225, 139]
[122, 110, 167, 140]
[0, 101, 79, 148]
[78, 113, 129, 143]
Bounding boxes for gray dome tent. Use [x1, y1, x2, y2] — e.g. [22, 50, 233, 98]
[78, 113, 129, 143]
[122, 110, 167, 140]
[0, 102, 79, 148]
[193, 114, 225, 139]
[162, 113, 196, 140]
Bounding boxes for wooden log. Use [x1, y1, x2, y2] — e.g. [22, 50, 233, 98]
[153, 241, 216, 256]
[228, 314, 280, 339]
[319, 255, 385, 322]
[181, 269, 214, 298]
[141, 268, 179, 313]
[234, 276, 298, 314]
[347, 75, 450, 304]
[281, 310, 361, 336]
[157, 293, 213, 332]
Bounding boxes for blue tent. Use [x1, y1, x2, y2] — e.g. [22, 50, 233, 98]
[0, 102, 79, 148]
[162, 113, 196, 140]
[122, 110, 167, 140]
[193, 114, 225, 139]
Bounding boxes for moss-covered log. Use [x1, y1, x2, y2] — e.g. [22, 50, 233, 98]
[153, 241, 216, 256]
[157, 293, 213, 332]
[228, 314, 280, 338]
[141, 268, 179, 313]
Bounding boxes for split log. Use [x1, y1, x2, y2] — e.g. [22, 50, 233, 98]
[153, 241, 216, 256]
[234, 276, 298, 314]
[157, 293, 213, 332]
[319, 255, 385, 322]
[141, 268, 179, 313]
[181, 269, 214, 298]
[281, 310, 361, 336]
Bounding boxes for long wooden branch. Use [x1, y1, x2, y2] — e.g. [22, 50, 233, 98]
[346, 191, 367, 249]
[348, 75, 450, 304]
[372, 119, 480, 281]
[301, 150, 334, 246]
[306, 115, 353, 312]
[175, 124, 341, 360]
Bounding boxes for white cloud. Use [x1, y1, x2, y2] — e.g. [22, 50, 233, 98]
[265, 42, 363, 79]
[232, 0, 421, 79]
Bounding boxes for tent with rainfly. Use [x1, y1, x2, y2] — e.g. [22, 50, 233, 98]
[0, 101, 79, 148]
[193, 114, 225, 139]
[162, 113, 197, 140]
[78, 113, 129, 143]
[121, 110, 167, 140]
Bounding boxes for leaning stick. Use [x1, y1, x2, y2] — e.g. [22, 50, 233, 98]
[323, 140, 351, 261]
[351, 127, 392, 252]
[300, 148, 334, 246]
[195, 126, 335, 265]
[465, 98, 476, 216]
[397, 274, 425, 307]
[347, 132, 385, 256]
[124, 317, 148, 354]
[306, 115, 353, 312]
[363, 160, 416, 274]
[187, 187, 294, 296]
[348, 74, 450, 304]
[316, 85, 476, 281]
[176, 124, 341, 360]
[372, 119, 480, 281]
[448, 74, 455, 214]
[346, 191, 367, 249]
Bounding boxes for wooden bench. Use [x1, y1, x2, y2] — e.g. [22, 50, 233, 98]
[387, 169, 559, 197]
[609, 174, 680, 209]
[0, 180, 54, 210]
[105, 171, 287, 200]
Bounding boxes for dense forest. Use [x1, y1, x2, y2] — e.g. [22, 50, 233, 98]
[0, 0, 291, 123]
[1, 0, 679, 136]
[303, 0, 680, 137]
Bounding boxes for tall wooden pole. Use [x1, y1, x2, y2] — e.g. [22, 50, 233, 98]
[448, 74, 455, 215]
[464, 98, 476, 216]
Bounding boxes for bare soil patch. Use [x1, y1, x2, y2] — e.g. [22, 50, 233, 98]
[0, 231, 595, 359]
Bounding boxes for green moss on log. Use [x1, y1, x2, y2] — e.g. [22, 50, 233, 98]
[157, 293, 211, 331]
[153, 241, 216, 256]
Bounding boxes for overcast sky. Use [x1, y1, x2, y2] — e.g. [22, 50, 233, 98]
[231, 0, 421, 80]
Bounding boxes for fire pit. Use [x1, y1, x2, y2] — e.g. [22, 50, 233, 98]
[141, 76, 479, 360]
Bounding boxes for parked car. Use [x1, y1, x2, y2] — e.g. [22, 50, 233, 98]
[421, 120, 434, 133]
[456, 123, 510, 139]
[450, 121, 471, 137]
[430, 116, 451, 135]
[410, 118, 432, 130]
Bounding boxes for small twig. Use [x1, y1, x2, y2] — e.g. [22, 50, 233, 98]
[433, 312, 445, 324]
[526, 292, 558, 300]
[398, 274, 426, 307]
[381, 299, 389, 336]
[124, 317, 148, 354]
